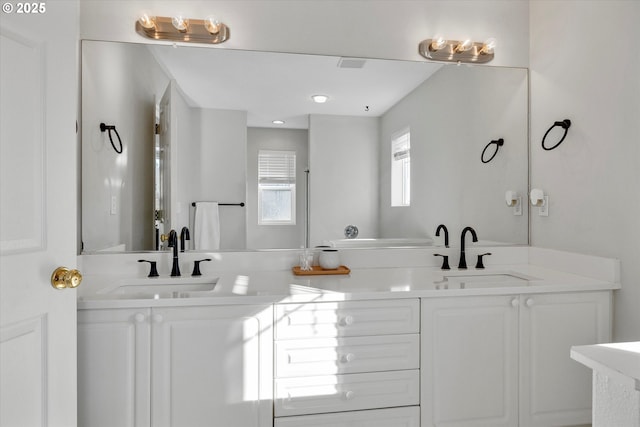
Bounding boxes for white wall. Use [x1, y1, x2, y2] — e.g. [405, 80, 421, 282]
[380, 65, 529, 244]
[194, 109, 247, 249]
[309, 115, 379, 246]
[81, 42, 168, 251]
[529, 1, 640, 341]
[79, 1, 529, 67]
[246, 127, 309, 249]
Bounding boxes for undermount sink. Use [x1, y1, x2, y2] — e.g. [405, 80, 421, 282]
[440, 272, 538, 289]
[104, 277, 219, 299]
[445, 273, 528, 283]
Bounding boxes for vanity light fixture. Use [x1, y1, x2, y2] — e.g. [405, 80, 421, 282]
[311, 94, 329, 104]
[418, 37, 496, 64]
[135, 14, 230, 44]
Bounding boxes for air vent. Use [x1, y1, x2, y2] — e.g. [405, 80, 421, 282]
[337, 57, 367, 69]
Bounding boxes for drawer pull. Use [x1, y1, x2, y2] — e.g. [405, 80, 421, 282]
[511, 298, 519, 307]
[134, 313, 146, 323]
[342, 390, 355, 400]
[340, 353, 355, 363]
[525, 298, 534, 307]
[339, 315, 354, 327]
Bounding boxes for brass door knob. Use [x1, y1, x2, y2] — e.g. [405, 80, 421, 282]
[51, 267, 83, 290]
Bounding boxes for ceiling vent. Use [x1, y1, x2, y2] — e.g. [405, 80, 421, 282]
[337, 58, 367, 69]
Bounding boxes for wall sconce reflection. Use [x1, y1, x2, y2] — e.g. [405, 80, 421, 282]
[419, 37, 496, 64]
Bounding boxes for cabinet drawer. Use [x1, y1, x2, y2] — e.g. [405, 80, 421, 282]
[274, 406, 420, 427]
[275, 334, 419, 378]
[274, 370, 419, 417]
[275, 299, 419, 339]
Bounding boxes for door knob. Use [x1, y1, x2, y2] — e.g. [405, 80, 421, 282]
[51, 267, 82, 290]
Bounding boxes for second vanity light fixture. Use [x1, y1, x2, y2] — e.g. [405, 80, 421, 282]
[418, 36, 496, 63]
[136, 14, 230, 44]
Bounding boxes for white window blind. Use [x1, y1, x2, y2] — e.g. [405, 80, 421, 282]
[258, 150, 296, 184]
[392, 132, 411, 161]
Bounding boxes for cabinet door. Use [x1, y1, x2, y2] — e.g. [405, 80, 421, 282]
[421, 296, 519, 427]
[519, 291, 612, 427]
[77, 308, 151, 427]
[151, 305, 273, 427]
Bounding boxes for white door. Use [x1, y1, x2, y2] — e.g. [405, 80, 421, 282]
[77, 308, 151, 427]
[519, 292, 612, 427]
[421, 296, 519, 427]
[0, 4, 79, 427]
[151, 305, 273, 427]
[157, 80, 178, 239]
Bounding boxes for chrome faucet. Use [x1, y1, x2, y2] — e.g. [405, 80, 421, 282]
[167, 229, 181, 277]
[180, 226, 190, 252]
[458, 226, 478, 269]
[436, 224, 449, 247]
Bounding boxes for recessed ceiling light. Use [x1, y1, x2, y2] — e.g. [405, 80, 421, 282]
[272, 120, 285, 125]
[311, 94, 329, 103]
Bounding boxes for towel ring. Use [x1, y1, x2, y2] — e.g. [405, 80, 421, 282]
[481, 138, 504, 164]
[100, 123, 123, 154]
[541, 119, 571, 151]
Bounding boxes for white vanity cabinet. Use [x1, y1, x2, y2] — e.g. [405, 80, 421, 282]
[421, 291, 612, 427]
[273, 299, 421, 426]
[78, 304, 273, 427]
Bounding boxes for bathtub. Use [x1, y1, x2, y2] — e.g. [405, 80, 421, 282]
[325, 237, 434, 248]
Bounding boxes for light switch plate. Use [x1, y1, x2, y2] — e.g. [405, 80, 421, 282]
[538, 195, 549, 216]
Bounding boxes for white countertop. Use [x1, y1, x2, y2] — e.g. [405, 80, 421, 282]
[77, 263, 620, 309]
[571, 342, 640, 390]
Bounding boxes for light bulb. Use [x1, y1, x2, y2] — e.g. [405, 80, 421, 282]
[455, 39, 473, 52]
[430, 36, 446, 51]
[138, 13, 156, 30]
[171, 15, 189, 32]
[312, 95, 329, 103]
[204, 16, 221, 34]
[480, 37, 497, 54]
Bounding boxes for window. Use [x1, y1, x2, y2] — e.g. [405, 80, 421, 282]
[391, 129, 411, 206]
[258, 150, 296, 224]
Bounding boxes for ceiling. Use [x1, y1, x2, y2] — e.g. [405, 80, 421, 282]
[148, 45, 443, 129]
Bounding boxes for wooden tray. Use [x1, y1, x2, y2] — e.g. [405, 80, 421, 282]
[292, 265, 351, 276]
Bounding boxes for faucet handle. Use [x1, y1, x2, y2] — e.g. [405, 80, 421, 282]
[138, 259, 159, 277]
[475, 252, 492, 269]
[192, 258, 212, 276]
[434, 254, 451, 270]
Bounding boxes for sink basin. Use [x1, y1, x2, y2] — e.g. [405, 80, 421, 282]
[440, 272, 538, 289]
[444, 273, 528, 283]
[105, 277, 219, 299]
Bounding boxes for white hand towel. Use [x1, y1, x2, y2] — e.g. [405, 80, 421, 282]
[194, 202, 220, 250]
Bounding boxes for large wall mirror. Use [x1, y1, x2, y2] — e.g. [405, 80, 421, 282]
[81, 40, 528, 253]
